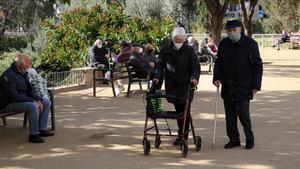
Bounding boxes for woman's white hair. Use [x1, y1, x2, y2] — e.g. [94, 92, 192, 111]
[172, 27, 187, 39]
[94, 39, 102, 45]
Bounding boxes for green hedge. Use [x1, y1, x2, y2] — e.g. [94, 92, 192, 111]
[0, 50, 19, 74]
[0, 36, 31, 54]
[40, 3, 174, 72]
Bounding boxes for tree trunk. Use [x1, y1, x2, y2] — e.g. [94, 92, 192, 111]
[240, 0, 258, 37]
[211, 15, 224, 45]
[243, 20, 253, 37]
[0, 10, 6, 39]
[204, 0, 230, 45]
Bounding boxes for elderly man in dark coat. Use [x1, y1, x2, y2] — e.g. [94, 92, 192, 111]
[154, 27, 200, 145]
[213, 20, 263, 149]
[0, 53, 54, 143]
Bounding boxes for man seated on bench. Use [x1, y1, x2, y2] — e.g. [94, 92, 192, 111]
[129, 43, 149, 79]
[272, 30, 290, 50]
[0, 53, 54, 143]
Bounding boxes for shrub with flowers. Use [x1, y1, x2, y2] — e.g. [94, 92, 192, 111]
[40, 3, 173, 72]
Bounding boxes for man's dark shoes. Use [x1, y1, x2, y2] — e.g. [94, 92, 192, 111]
[245, 140, 255, 149]
[173, 137, 182, 146]
[29, 134, 44, 143]
[224, 141, 241, 149]
[39, 130, 55, 137]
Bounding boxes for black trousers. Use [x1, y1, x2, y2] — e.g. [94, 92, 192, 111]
[174, 103, 190, 140]
[223, 100, 254, 142]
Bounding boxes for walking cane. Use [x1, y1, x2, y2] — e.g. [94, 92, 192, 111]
[211, 86, 220, 148]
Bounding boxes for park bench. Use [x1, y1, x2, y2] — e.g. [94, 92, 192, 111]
[198, 54, 215, 73]
[0, 90, 56, 130]
[126, 66, 151, 97]
[93, 62, 130, 97]
[290, 35, 300, 49]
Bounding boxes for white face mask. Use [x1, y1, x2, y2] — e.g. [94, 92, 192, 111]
[174, 42, 183, 50]
[139, 48, 143, 54]
[97, 44, 102, 48]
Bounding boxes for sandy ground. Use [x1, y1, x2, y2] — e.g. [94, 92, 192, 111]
[0, 48, 300, 169]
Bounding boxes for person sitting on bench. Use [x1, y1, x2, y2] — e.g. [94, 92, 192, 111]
[198, 40, 216, 62]
[129, 43, 149, 79]
[0, 53, 54, 143]
[272, 30, 290, 50]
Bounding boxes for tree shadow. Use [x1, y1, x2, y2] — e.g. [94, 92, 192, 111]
[0, 90, 300, 169]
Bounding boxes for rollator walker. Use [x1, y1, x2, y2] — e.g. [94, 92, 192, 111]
[142, 83, 202, 157]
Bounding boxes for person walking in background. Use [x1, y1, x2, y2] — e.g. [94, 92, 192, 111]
[213, 20, 263, 149]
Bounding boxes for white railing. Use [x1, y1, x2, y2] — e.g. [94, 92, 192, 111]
[188, 33, 289, 47]
[3, 32, 28, 37]
[46, 69, 86, 89]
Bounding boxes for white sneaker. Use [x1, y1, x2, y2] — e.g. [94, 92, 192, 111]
[115, 88, 121, 96]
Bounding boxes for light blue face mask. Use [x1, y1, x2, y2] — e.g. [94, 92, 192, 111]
[228, 32, 241, 42]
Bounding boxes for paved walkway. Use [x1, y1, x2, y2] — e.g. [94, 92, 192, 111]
[0, 48, 300, 169]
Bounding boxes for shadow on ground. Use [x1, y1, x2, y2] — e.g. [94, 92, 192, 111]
[0, 89, 299, 169]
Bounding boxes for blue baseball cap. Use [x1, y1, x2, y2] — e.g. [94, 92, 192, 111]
[225, 20, 242, 29]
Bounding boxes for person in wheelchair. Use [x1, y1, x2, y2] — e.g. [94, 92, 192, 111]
[153, 27, 200, 145]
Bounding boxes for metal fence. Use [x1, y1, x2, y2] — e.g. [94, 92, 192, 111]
[46, 69, 86, 89]
[189, 33, 284, 47]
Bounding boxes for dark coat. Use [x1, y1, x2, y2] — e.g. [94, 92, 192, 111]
[154, 41, 200, 104]
[0, 63, 42, 110]
[117, 46, 131, 63]
[142, 52, 158, 65]
[213, 33, 263, 101]
[89, 44, 109, 67]
[129, 53, 148, 78]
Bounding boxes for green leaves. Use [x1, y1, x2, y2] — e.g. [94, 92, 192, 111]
[40, 3, 173, 72]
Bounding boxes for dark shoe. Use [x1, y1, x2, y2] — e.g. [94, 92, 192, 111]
[245, 140, 255, 149]
[173, 137, 182, 146]
[224, 141, 241, 149]
[29, 134, 44, 143]
[102, 81, 110, 85]
[39, 130, 55, 137]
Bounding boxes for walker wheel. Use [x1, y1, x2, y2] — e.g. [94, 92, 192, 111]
[154, 136, 161, 149]
[143, 138, 151, 156]
[195, 136, 202, 151]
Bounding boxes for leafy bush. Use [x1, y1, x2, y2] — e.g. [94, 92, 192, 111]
[0, 50, 19, 74]
[251, 20, 265, 34]
[40, 3, 173, 72]
[261, 18, 282, 34]
[0, 36, 31, 54]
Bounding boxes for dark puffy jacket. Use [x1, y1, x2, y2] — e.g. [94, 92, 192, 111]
[129, 53, 148, 78]
[213, 33, 263, 101]
[154, 41, 200, 103]
[0, 63, 42, 110]
[89, 44, 109, 67]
